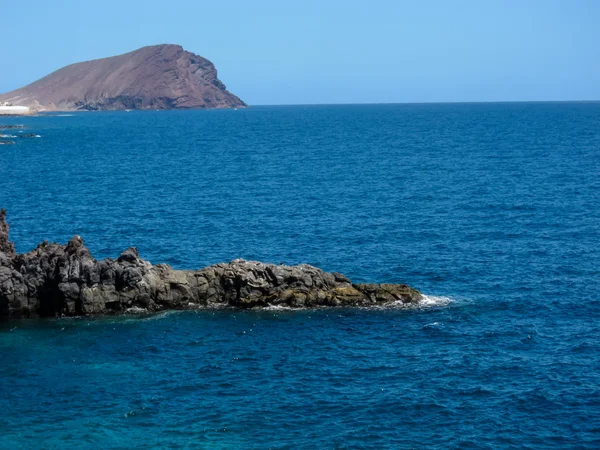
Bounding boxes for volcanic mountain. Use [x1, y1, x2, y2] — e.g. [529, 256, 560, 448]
[0, 44, 246, 111]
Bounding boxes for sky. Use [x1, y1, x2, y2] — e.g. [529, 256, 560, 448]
[1, 0, 598, 105]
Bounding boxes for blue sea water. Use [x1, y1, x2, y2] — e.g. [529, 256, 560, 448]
[0, 103, 599, 448]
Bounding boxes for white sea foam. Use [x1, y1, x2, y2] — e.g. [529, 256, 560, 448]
[418, 294, 453, 308]
[262, 294, 456, 312]
[263, 304, 296, 311]
[124, 306, 148, 314]
[0, 134, 17, 138]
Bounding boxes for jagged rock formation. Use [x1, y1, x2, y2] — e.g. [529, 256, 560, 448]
[0, 45, 246, 111]
[0, 210, 422, 318]
[0, 210, 15, 257]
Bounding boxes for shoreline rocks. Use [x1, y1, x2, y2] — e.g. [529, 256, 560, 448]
[0, 210, 422, 319]
[0, 126, 41, 145]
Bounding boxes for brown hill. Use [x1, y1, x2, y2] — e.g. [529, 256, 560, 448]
[0, 44, 246, 111]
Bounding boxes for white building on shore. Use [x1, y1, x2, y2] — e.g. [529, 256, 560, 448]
[0, 102, 31, 115]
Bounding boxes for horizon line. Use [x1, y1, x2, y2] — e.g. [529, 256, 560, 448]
[249, 99, 600, 107]
[27, 99, 600, 114]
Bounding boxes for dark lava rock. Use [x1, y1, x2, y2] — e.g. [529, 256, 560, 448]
[0, 210, 15, 257]
[0, 125, 24, 129]
[19, 134, 40, 138]
[0, 210, 422, 318]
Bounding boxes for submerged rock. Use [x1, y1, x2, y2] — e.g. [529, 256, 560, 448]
[0, 210, 422, 318]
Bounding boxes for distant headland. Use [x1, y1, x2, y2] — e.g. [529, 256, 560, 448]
[0, 44, 246, 112]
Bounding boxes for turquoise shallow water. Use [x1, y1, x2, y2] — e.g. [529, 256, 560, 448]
[0, 103, 599, 448]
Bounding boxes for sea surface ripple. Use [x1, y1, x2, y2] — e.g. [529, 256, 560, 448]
[0, 103, 599, 448]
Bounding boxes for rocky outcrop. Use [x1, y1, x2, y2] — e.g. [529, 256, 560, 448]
[0, 210, 15, 257]
[0, 45, 246, 111]
[0, 210, 422, 318]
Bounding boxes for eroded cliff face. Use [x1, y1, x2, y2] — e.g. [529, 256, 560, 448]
[0, 210, 422, 318]
[0, 45, 246, 111]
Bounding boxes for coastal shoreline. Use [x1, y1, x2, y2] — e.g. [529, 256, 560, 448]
[0, 210, 422, 319]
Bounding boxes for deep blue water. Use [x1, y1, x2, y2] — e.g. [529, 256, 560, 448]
[0, 103, 599, 448]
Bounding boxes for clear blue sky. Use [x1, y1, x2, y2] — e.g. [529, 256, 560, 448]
[1, 0, 598, 104]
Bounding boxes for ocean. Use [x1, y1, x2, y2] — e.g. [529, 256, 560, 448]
[0, 103, 599, 448]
